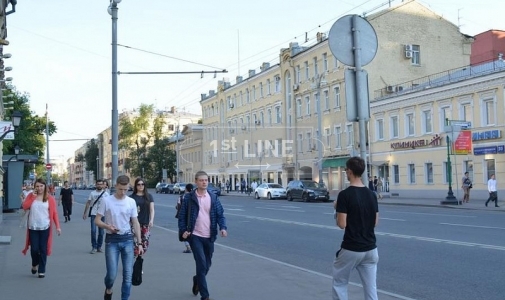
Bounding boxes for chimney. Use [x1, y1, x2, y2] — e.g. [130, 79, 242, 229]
[236, 75, 243, 83]
[260, 62, 270, 71]
[171, 106, 176, 113]
[209, 90, 215, 96]
[289, 42, 301, 56]
[200, 93, 207, 101]
[248, 69, 256, 77]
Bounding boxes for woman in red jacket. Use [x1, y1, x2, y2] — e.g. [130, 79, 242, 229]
[21, 178, 61, 278]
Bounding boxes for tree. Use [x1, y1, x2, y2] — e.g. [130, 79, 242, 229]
[2, 89, 57, 178]
[84, 139, 99, 177]
[144, 137, 176, 186]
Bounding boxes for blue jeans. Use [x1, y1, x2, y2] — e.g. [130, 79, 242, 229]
[29, 228, 50, 273]
[189, 235, 214, 300]
[90, 215, 105, 249]
[104, 235, 134, 300]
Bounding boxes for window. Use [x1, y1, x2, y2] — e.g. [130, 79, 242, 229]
[440, 106, 451, 131]
[376, 119, 384, 140]
[346, 124, 353, 147]
[260, 112, 264, 127]
[313, 57, 318, 76]
[307, 132, 312, 150]
[275, 76, 281, 93]
[422, 110, 432, 133]
[266, 79, 271, 95]
[390, 116, 399, 138]
[485, 159, 495, 181]
[406, 113, 415, 136]
[393, 165, 399, 184]
[325, 128, 331, 147]
[252, 85, 256, 100]
[323, 53, 328, 72]
[304, 61, 309, 80]
[334, 126, 342, 148]
[246, 89, 250, 103]
[408, 164, 415, 184]
[482, 98, 495, 126]
[296, 99, 302, 117]
[296, 65, 301, 83]
[425, 163, 433, 184]
[411, 45, 420, 65]
[260, 83, 264, 98]
[253, 114, 257, 127]
[323, 90, 329, 110]
[334, 85, 341, 108]
[267, 109, 272, 125]
[298, 133, 303, 152]
[305, 96, 311, 115]
[275, 106, 282, 123]
[333, 57, 339, 69]
[460, 103, 472, 124]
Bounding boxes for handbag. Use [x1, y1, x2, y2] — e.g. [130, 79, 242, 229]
[469, 183, 473, 189]
[178, 195, 192, 242]
[132, 256, 143, 286]
[88, 191, 106, 217]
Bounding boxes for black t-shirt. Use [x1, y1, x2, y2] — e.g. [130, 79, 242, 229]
[336, 186, 378, 252]
[60, 188, 73, 202]
[130, 193, 154, 225]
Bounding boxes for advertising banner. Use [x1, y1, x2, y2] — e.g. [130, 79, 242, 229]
[0, 121, 14, 140]
[453, 130, 472, 155]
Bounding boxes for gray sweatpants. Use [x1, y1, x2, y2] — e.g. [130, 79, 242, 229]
[332, 248, 379, 300]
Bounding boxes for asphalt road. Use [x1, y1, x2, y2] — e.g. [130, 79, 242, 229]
[72, 189, 505, 300]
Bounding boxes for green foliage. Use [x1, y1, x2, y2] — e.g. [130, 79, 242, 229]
[2, 89, 57, 178]
[84, 139, 99, 176]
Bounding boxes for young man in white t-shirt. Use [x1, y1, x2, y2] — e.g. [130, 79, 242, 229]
[95, 175, 143, 300]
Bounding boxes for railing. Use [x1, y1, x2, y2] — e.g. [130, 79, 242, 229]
[373, 59, 505, 101]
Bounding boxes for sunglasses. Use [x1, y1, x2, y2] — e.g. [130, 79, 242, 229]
[137, 183, 145, 186]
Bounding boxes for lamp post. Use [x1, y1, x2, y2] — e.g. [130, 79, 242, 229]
[312, 74, 326, 186]
[6, 144, 20, 163]
[96, 156, 100, 180]
[108, 0, 121, 183]
[441, 123, 459, 205]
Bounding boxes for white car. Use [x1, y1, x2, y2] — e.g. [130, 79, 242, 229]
[254, 183, 287, 200]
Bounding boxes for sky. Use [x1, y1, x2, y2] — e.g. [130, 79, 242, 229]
[4, 0, 504, 161]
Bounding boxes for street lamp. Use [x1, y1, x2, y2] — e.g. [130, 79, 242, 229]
[108, 0, 121, 183]
[6, 145, 20, 163]
[0, 110, 22, 141]
[441, 121, 459, 205]
[312, 74, 327, 185]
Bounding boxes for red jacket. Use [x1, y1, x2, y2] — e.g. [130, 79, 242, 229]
[21, 193, 60, 256]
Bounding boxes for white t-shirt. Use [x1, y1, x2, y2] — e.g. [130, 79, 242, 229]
[28, 199, 50, 230]
[87, 190, 109, 216]
[96, 194, 138, 235]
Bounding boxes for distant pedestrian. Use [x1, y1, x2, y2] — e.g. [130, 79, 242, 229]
[130, 177, 155, 256]
[241, 179, 246, 193]
[376, 178, 383, 200]
[235, 180, 240, 192]
[95, 175, 143, 300]
[333, 157, 379, 300]
[462, 172, 472, 203]
[59, 181, 74, 222]
[368, 176, 374, 191]
[179, 171, 227, 300]
[21, 178, 62, 278]
[176, 183, 194, 253]
[83, 179, 109, 254]
[225, 180, 230, 193]
[251, 180, 258, 193]
[485, 174, 499, 207]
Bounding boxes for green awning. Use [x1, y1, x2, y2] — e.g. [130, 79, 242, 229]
[322, 157, 348, 168]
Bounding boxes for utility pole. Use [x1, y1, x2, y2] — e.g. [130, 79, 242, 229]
[109, 0, 119, 184]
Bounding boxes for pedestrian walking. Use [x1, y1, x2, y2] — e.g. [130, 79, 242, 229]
[95, 175, 143, 300]
[376, 177, 383, 200]
[225, 180, 230, 193]
[485, 174, 499, 207]
[176, 183, 194, 253]
[462, 172, 472, 203]
[59, 181, 74, 222]
[178, 171, 227, 300]
[83, 179, 109, 254]
[21, 178, 62, 278]
[235, 180, 240, 192]
[130, 177, 155, 256]
[251, 180, 258, 195]
[333, 157, 379, 300]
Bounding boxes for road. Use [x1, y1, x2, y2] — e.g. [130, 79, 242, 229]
[72, 189, 505, 300]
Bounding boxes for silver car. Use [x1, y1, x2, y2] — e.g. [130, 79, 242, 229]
[254, 183, 287, 200]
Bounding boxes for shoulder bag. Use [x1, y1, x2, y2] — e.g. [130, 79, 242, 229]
[88, 190, 106, 217]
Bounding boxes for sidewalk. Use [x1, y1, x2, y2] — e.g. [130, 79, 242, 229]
[0, 211, 409, 300]
[224, 190, 505, 212]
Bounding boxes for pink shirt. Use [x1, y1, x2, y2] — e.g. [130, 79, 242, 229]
[192, 190, 211, 238]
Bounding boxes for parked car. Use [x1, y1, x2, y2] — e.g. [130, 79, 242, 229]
[286, 180, 330, 202]
[207, 182, 221, 196]
[156, 183, 168, 194]
[161, 184, 175, 194]
[87, 184, 96, 190]
[173, 183, 187, 194]
[254, 183, 286, 199]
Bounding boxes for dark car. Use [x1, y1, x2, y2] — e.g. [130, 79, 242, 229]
[161, 184, 175, 194]
[156, 183, 168, 194]
[207, 182, 221, 196]
[286, 180, 330, 202]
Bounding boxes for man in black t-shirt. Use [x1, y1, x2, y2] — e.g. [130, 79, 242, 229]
[59, 181, 74, 222]
[333, 157, 379, 300]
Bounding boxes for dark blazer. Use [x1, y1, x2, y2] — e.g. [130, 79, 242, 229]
[178, 189, 227, 243]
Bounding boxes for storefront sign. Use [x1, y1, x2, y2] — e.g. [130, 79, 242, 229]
[474, 145, 505, 155]
[453, 130, 472, 155]
[472, 130, 501, 141]
[390, 134, 442, 149]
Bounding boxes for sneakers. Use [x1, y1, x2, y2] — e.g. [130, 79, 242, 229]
[192, 275, 199, 296]
[90, 248, 97, 254]
[97, 248, 103, 253]
[104, 290, 112, 300]
[183, 249, 192, 253]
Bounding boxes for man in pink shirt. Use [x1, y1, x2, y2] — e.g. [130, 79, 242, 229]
[179, 171, 227, 300]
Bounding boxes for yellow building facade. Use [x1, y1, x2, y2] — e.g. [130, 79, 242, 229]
[200, 0, 474, 194]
